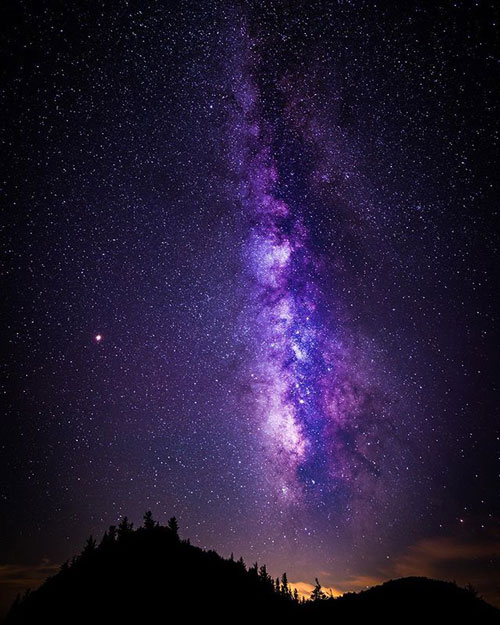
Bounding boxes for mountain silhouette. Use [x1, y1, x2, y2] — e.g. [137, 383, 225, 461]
[5, 513, 499, 624]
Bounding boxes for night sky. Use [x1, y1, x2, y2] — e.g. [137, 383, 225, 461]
[1, 0, 499, 612]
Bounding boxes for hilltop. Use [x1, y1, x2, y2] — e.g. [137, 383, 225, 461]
[5, 514, 499, 623]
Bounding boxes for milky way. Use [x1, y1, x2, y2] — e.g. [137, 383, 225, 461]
[227, 28, 385, 511]
[232, 39, 318, 502]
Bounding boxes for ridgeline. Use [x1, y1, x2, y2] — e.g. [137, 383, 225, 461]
[5, 513, 499, 623]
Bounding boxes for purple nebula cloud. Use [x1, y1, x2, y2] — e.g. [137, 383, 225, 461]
[227, 31, 385, 508]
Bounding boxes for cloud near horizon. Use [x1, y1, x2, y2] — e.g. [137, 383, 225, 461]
[305, 525, 500, 608]
[289, 580, 343, 601]
[0, 561, 60, 618]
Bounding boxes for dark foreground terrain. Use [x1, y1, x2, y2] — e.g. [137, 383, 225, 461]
[5, 514, 499, 623]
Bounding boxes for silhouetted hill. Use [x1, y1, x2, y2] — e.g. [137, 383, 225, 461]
[304, 576, 500, 622]
[5, 514, 499, 624]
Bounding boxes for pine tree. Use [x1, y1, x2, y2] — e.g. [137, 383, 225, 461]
[249, 562, 258, 578]
[281, 572, 291, 599]
[117, 516, 133, 540]
[167, 516, 179, 538]
[81, 535, 96, 557]
[259, 564, 270, 583]
[311, 577, 326, 601]
[143, 510, 157, 530]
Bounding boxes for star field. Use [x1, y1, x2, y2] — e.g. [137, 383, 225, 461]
[1, 0, 499, 610]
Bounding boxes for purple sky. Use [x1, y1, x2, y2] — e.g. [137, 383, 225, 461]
[2, 0, 499, 614]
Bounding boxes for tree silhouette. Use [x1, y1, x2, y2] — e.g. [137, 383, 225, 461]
[143, 510, 157, 530]
[237, 556, 246, 571]
[311, 577, 326, 601]
[100, 525, 117, 550]
[281, 572, 291, 599]
[248, 562, 258, 579]
[117, 516, 133, 540]
[108, 524, 117, 541]
[465, 583, 478, 598]
[167, 516, 179, 538]
[259, 564, 270, 584]
[81, 535, 96, 558]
